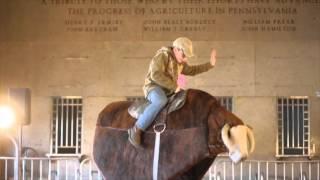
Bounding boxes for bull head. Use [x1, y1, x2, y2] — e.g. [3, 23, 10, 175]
[221, 124, 255, 163]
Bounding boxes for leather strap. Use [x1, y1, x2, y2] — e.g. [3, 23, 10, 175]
[152, 124, 166, 180]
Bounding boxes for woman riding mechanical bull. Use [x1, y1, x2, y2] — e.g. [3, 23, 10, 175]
[93, 37, 255, 180]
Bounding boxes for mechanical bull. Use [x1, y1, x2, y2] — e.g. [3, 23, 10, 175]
[93, 89, 255, 180]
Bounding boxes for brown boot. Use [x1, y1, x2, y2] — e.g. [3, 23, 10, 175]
[128, 125, 143, 148]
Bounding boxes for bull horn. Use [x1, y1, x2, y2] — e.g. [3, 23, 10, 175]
[221, 124, 233, 150]
[247, 126, 255, 153]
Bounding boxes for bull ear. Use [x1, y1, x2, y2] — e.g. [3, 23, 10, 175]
[221, 124, 233, 150]
[247, 126, 255, 153]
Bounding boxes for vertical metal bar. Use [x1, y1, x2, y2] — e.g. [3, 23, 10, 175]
[66, 100, 69, 148]
[31, 159, 34, 180]
[300, 162, 303, 180]
[223, 161, 226, 180]
[76, 100, 79, 154]
[275, 162, 277, 180]
[40, 160, 43, 180]
[240, 162, 243, 180]
[224, 97, 227, 110]
[309, 162, 311, 180]
[258, 161, 260, 180]
[55, 97, 63, 154]
[50, 100, 53, 153]
[302, 101, 305, 154]
[225, 97, 227, 109]
[317, 161, 319, 180]
[286, 98, 289, 149]
[291, 163, 294, 180]
[283, 163, 286, 180]
[71, 99, 74, 148]
[61, 99, 64, 149]
[304, 98, 309, 155]
[230, 97, 232, 112]
[55, 98, 59, 154]
[5, 159, 8, 180]
[249, 162, 252, 180]
[22, 159, 25, 180]
[90, 161, 93, 180]
[297, 99, 300, 147]
[276, 99, 279, 156]
[75, 160, 78, 180]
[226, 97, 228, 111]
[303, 100, 307, 155]
[65, 101, 68, 148]
[266, 161, 269, 180]
[307, 98, 311, 155]
[79, 100, 83, 154]
[232, 162, 234, 180]
[57, 160, 60, 179]
[292, 99, 294, 148]
[48, 159, 51, 180]
[80, 160, 83, 180]
[281, 98, 284, 155]
[231, 97, 234, 112]
[65, 160, 67, 180]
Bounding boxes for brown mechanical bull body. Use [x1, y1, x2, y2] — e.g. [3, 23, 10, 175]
[93, 89, 254, 180]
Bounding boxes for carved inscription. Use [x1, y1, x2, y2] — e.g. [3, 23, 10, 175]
[143, 19, 215, 32]
[242, 18, 296, 32]
[40, 0, 320, 39]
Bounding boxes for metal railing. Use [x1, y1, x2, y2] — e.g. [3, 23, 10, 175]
[1, 156, 320, 180]
[207, 159, 320, 180]
[0, 156, 103, 180]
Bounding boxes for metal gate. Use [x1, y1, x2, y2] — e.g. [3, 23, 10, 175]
[208, 159, 320, 180]
[1, 157, 319, 180]
[0, 156, 103, 180]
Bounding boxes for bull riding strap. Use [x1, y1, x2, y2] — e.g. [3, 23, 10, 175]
[152, 101, 170, 180]
[152, 123, 166, 180]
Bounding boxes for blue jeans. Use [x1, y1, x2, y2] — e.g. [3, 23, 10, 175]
[136, 87, 168, 131]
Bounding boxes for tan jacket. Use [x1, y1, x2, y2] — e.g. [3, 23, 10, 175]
[143, 47, 214, 97]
